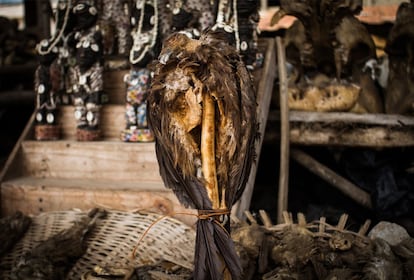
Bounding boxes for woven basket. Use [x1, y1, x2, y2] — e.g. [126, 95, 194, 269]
[0, 210, 195, 280]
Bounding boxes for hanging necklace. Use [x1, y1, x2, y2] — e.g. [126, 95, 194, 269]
[232, 0, 240, 51]
[213, 0, 232, 32]
[37, 0, 71, 55]
[172, 0, 183, 15]
[129, 0, 158, 65]
[212, 0, 240, 50]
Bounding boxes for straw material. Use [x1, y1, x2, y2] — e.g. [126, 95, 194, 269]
[0, 210, 195, 280]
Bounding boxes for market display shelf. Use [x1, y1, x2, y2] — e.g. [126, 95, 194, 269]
[267, 111, 414, 147]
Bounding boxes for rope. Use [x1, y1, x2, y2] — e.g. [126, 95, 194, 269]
[130, 209, 230, 259]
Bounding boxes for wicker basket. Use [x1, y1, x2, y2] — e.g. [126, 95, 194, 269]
[0, 210, 195, 280]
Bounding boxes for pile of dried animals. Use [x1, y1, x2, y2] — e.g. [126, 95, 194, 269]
[233, 211, 414, 280]
[272, 0, 414, 115]
[1, 209, 413, 280]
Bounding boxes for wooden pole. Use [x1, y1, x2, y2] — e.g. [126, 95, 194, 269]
[276, 36, 290, 224]
[290, 148, 373, 209]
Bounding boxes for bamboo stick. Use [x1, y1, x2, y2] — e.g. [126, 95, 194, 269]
[276, 36, 290, 224]
[291, 149, 373, 209]
[337, 214, 349, 231]
[358, 220, 372, 236]
[319, 217, 326, 234]
[259, 210, 274, 228]
[297, 212, 307, 227]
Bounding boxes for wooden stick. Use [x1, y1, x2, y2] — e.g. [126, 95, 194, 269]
[358, 220, 371, 236]
[297, 212, 307, 227]
[259, 210, 273, 228]
[244, 210, 258, 224]
[282, 211, 292, 224]
[337, 214, 349, 231]
[290, 149, 373, 209]
[319, 217, 326, 234]
[276, 36, 290, 224]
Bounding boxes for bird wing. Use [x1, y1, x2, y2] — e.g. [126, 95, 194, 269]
[148, 39, 211, 209]
[196, 30, 258, 207]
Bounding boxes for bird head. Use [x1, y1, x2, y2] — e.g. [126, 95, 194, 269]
[158, 32, 200, 64]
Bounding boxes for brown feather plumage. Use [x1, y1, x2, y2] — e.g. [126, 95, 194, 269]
[147, 29, 257, 279]
[148, 30, 257, 209]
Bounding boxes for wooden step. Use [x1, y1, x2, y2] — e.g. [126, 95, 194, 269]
[0, 176, 196, 226]
[55, 104, 126, 140]
[20, 140, 162, 182]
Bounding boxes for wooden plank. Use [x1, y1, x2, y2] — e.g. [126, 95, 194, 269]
[232, 38, 277, 218]
[268, 111, 414, 126]
[289, 126, 414, 147]
[20, 140, 162, 182]
[1, 177, 197, 226]
[288, 111, 414, 126]
[266, 111, 414, 147]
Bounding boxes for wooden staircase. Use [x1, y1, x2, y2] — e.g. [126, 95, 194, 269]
[0, 39, 276, 224]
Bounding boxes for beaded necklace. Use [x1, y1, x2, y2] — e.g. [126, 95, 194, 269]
[129, 0, 158, 65]
[37, 0, 71, 55]
[212, 0, 240, 50]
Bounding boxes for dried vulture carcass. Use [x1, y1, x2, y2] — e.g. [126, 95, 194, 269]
[333, 16, 376, 79]
[333, 16, 383, 113]
[0, 212, 31, 258]
[275, 0, 381, 113]
[278, 0, 364, 77]
[385, 0, 414, 114]
[10, 208, 106, 280]
[147, 29, 257, 279]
